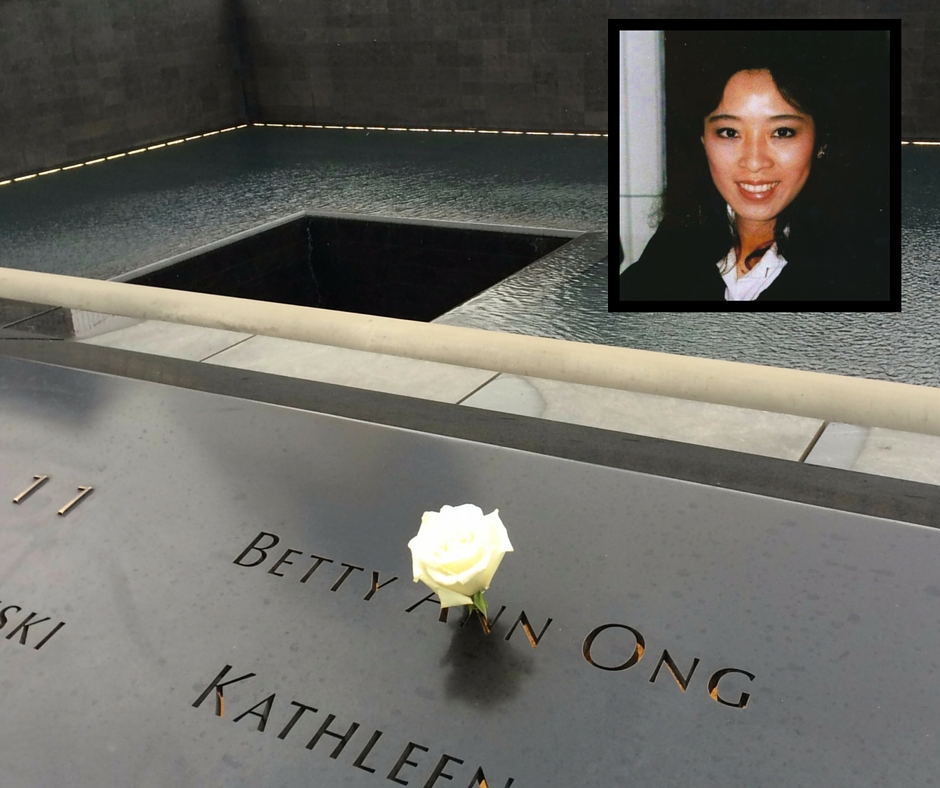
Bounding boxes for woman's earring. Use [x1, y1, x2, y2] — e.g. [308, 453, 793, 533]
[816, 145, 827, 159]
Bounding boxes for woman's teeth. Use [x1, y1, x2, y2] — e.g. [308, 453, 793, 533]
[739, 182, 779, 193]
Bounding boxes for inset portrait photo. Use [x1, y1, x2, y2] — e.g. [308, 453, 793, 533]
[613, 27, 896, 309]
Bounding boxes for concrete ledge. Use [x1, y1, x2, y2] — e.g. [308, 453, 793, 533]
[2, 266, 940, 436]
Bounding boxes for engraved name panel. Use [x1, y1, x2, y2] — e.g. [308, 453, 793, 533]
[0, 355, 937, 787]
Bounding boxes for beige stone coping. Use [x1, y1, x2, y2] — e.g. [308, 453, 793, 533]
[2, 266, 939, 436]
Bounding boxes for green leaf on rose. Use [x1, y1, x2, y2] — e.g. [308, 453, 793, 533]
[471, 591, 488, 618]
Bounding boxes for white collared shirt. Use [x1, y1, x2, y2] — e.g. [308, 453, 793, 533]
[718, 243, 788, 301]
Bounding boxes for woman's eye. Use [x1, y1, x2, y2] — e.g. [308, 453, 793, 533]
[714, 127, 798, 140]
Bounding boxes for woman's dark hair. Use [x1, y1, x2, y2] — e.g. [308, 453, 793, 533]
[655, 31, 884, 259]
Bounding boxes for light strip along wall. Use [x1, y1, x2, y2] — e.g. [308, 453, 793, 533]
[0, 125, 249, 187]
[0, 124, 607, 188]
[252, 123, 606, 137]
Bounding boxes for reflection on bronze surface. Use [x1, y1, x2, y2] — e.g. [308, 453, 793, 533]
[707, 668, 755, 709]
[12, 475, 49, 504]
[57, 486, 93, 516]
[581, 623, 646, 670]
[476, 609, 492, 635]
[648, 650, 700, 692]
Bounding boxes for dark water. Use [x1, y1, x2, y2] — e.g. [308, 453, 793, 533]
[0, 127, 607, 280]
[446, 149, 938, 388]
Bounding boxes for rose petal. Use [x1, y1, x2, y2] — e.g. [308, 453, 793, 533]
[423, 562, 487, 597]
[473, 549, 507, 591]
[425, 550, 491, 589]
[411, 517, 478, 566]
[484, 510, 514, 553]
[433, 585, 474, 608]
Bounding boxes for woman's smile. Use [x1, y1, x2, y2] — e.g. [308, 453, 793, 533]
[736, 180, 780, 200]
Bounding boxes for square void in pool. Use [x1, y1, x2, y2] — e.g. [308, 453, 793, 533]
[120, 214, 578, 322]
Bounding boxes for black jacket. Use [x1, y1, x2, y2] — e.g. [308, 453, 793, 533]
[619, 222, 889, 302]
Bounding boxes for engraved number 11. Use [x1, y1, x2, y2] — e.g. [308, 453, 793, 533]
[11, 476, 94, 517]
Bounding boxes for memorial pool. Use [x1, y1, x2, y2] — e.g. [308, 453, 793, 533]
[1, 133, 931, 387]
[0, 126, 606, 281]
[0, 125, 606, 332]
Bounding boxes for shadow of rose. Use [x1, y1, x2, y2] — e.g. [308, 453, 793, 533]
[439, 609, 536, 711]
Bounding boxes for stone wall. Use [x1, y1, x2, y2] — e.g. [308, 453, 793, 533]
[0, 0, 244, 179]
[6, 0, 931, 182]
[236, 0, 607, 133]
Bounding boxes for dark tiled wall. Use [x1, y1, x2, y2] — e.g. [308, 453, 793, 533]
[128, 218, 316, 308]
[902, 6, 940, 139]
[11, 0, 932, 187]
[308, 216, 571, 321]
[237, 0, 607, 132]
[1, 0, 605, 180]
[0, 0, 244, 179]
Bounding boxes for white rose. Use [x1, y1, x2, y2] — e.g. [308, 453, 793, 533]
[407, 504, 514, 608]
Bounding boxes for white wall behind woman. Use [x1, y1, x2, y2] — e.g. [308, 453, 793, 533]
[619, 30, 664, 274]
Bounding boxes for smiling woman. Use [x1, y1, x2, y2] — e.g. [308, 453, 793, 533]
[619, 30, 891, 304]
[704, 69, 818, 295]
